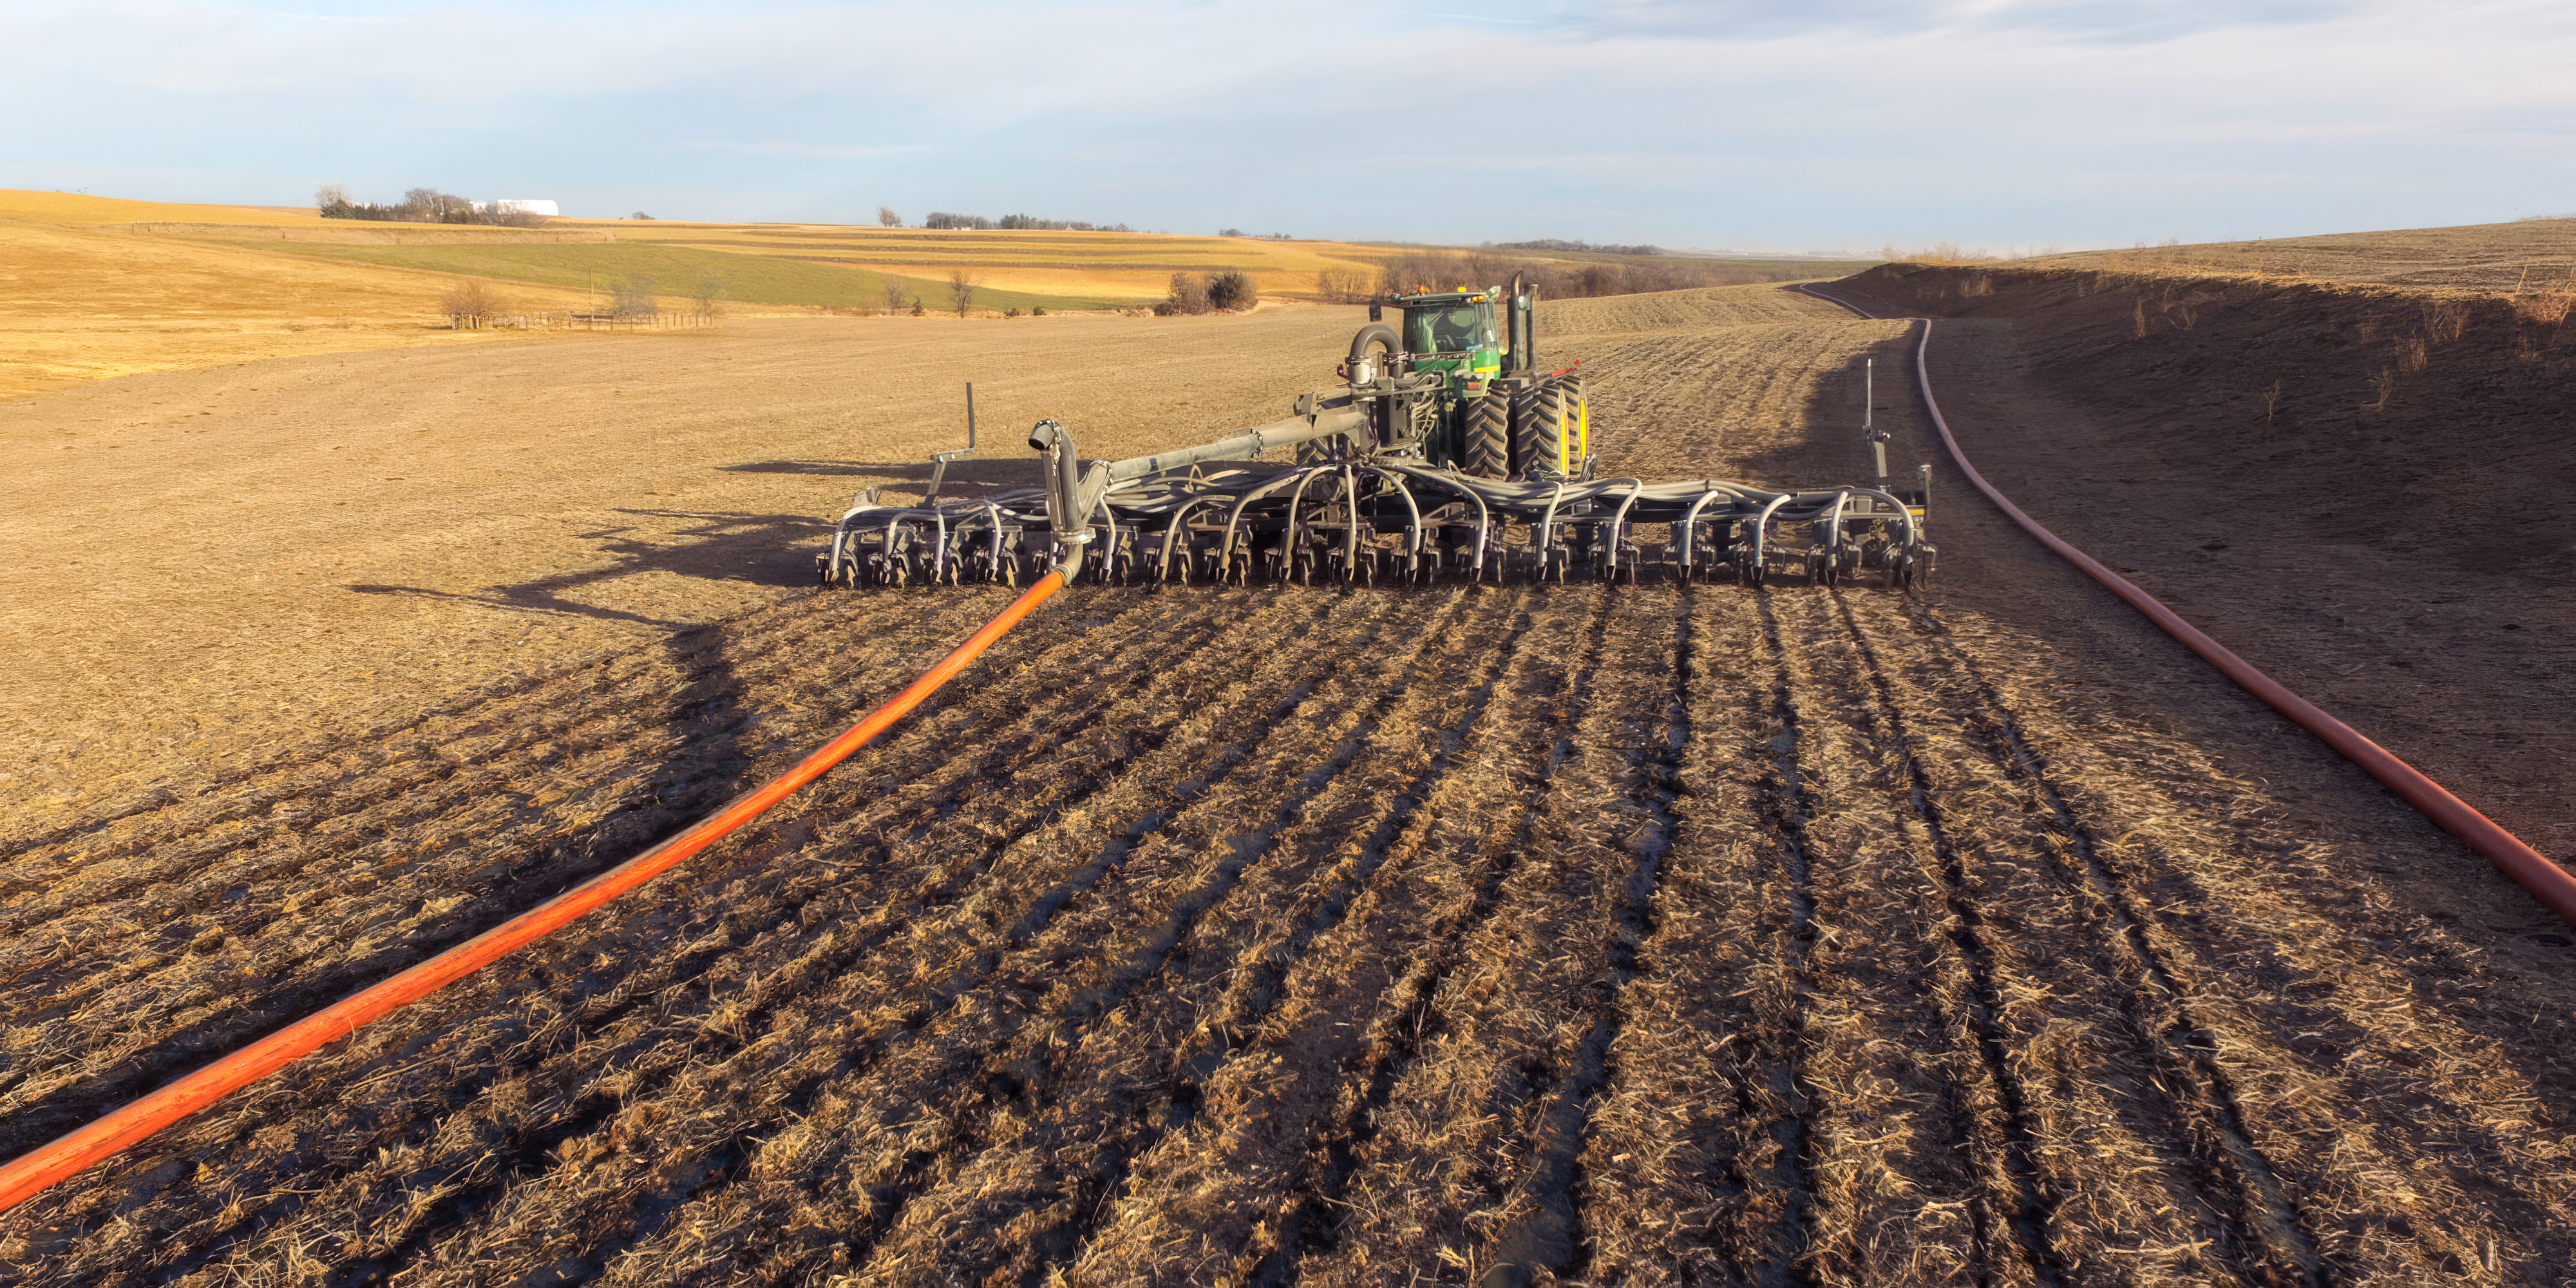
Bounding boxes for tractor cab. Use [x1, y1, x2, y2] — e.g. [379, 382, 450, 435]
[1392, 290, 1504, 388]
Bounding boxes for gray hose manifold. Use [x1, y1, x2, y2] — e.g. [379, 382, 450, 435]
[1027, 420, 1110, 546]
[1347, 323, 1399, 366]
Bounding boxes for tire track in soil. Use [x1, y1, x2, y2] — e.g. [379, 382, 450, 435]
[1760, 589, 2064, 1287]
[1477, 586, 1694, 1288]
[327, 590, 1466, 1287]
[1842, 592, 2333, 1285]
[1567, 588, 1808, 1283]
[1264, 587, 1618, 1280]
[1281, 589, 1689, 1285]
[815, 588, 1502, 1283]
[1057, 587, 1607, 1284]
[862, 585, 1553, 1285]
[2, 586, 1347, 1284]
[0, 586, 1223, 1162]
[1745, 587, 2011, 1284]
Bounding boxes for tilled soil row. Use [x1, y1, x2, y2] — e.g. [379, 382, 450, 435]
[0, 583, 1373, 1278]
[0, 585, 1236, 1157]
[1852, 594, 2576, 1283]
[10, 289, 2575, 1285]
[8, 578, 2575, 1285]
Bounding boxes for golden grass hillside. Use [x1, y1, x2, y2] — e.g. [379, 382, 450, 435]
[2, 187, 1862, 403]
[0, 192, 597, 402]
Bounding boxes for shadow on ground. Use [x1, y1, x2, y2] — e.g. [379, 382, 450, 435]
[720, 458, 1037, 500]
[349, 508, 833, 627]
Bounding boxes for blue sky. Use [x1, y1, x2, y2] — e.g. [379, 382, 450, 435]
[5, 0, 2571, 251]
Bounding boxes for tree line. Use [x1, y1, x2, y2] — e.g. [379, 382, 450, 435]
[1329, 247, 1810, 303]
[1494, 238, 1663, 256]
[905, 210, 1134, 231]
[316, 185, 549, 227]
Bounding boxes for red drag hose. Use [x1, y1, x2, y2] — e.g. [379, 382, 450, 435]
[0, 567, 1070, 1217]
[1796, 283, 2575, 927]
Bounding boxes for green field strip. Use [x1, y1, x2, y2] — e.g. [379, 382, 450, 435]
[249, 240, 1148, 310]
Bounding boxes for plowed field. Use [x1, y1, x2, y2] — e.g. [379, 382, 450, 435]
[5, 285, 2573, 1285]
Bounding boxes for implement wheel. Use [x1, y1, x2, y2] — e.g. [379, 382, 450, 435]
[1463, 392, 1510, 478]
[1512, 381, 1567, 479]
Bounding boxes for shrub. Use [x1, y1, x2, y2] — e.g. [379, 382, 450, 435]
[910, 300, 927, 316]
[1159, 272, 1210, 316]
[1207, 271, 1257, 312]
[1004, 307, 1023, 317]
[1030, 306, 1046, 316]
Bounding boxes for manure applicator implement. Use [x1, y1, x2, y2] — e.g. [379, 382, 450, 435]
[822, 278, 1933, 589]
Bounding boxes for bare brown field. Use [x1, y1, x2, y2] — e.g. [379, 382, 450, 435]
[4, 274, 2574, 1285]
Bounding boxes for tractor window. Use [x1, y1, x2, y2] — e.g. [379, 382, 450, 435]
[1406, 301, 1497, 354]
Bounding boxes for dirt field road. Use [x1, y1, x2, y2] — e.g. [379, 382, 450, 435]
[5, 285, 2572, 1284]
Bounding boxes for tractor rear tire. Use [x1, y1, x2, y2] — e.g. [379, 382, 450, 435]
[1513, 381, 1568, 479]
[1463, 392, 1510, 478]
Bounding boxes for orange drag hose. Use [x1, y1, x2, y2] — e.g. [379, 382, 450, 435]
[1796, 289, 2576, 928]
[0, 567, 1069, 1217]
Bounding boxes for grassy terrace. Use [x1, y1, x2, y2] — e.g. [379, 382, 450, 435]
[254, 239, 1129, 312]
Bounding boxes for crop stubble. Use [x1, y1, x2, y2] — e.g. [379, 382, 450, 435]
[4, 285, 2572, 1284]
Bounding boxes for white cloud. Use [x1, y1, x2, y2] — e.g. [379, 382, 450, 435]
[2, 0, 2570, 245]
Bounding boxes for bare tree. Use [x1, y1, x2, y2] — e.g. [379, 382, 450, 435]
[1315, 267, 1372, 304]
[692, 274, 725, 322]
[877, 205, 902, 228]
[610, 274, 660, 319]
[402, 187, 475, 222]
[880, 276, 913, 315]
[947, 270, 981, 317]
[440, 279, 497, 327]
[314, 183, 350, 215]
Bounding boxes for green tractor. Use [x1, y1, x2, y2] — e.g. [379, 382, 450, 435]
[1324, 273, 1592, 481]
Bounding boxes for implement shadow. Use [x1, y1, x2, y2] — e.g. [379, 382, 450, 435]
[0, 511, 841, 1168]
[349, 507, 832, 627]
[721, 458, 1038, 503]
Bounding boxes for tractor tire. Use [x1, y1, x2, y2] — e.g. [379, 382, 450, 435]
[1513, 381, 1568, 479]
[1463, 392, 1511, 478]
